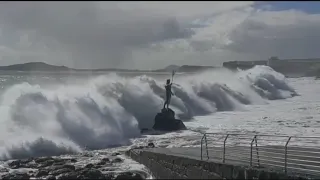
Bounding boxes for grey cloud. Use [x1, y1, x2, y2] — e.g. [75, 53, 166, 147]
[0, 2, 194, 68]
[224, 16, 320, 59]
[189, 40, 213, 52]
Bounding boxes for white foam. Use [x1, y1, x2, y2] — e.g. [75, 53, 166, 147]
[0, 65, 297, 160]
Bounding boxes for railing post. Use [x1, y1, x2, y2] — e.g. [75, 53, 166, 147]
[223, 134, 229, 163]
[201, 134, 204, 160]
[250, 135, 255, 167]
[254, 135, 260, 167]
[204, 134, 209, 160]
[285, 136, 292, 175]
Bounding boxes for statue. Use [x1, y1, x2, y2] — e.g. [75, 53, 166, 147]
[152, 70, 186, 132]
[163, 79, 174, 110]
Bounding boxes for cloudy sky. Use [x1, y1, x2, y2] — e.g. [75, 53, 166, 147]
[0, 1, 320, 70]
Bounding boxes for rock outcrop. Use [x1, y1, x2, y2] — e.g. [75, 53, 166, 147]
[152, 108, 186, 131]
[1, 153, 146, 180]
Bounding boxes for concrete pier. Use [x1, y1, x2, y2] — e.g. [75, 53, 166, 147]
[126, 146, 320, 179]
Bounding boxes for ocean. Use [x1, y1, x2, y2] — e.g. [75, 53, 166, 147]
[0, 65, 318, 178]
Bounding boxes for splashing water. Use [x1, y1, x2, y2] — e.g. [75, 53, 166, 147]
[0, 66, 297, 160]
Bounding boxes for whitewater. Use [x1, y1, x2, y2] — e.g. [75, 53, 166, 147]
[0, 65, 316, 166]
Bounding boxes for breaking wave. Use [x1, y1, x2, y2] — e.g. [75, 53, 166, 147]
[0, 65, 297, 160]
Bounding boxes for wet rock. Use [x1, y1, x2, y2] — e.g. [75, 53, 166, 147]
[111, 152, 121, 156]
[96, 157, 110, 166]
[7, 161, 20, 169]
[147, 142, 155, 148]
[35, 170, 49, 177]
[38, 160, 55, 168]
[96, 161, 106, 166]
[0, 168, 9, 173]
[57, 172, 78, 179]
[35, 157, 54, 164]
[104, 173, 114, 179]
[101, 167, 116, 172]
[112, 158, 123, 163]
[82, 153, 93, 157]
[153, 108, 187, 131]
[8, 160, 30, 169]
[46, 165, 65, 172]
[62, 164, 75, 171]
[46, 175, 56, 180]
[85, 163, 94, 169]
[115, 172, 144, 179]
[49, 168, 73, 176]
[2, 172, 30, 180]
[52, 161, 65, 166]
[69, 159, 77, 163]
[79, 169, 105, 179]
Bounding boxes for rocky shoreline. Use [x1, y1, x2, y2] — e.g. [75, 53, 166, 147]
[0, 150, 150, 180]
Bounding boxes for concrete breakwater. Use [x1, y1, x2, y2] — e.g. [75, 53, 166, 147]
[125, 147, 310, 179]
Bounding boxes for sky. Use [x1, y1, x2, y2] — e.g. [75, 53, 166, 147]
[0, 1, 320, 70]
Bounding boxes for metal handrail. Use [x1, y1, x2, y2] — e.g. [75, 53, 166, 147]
[200, 133, 320, 178]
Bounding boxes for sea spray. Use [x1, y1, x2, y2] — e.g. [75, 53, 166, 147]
[0, 65, 297, 160]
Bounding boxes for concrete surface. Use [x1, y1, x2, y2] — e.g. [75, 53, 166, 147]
[129, 146, 320, 179]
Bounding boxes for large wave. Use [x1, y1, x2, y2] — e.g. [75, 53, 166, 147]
[0, 65, 297, 160]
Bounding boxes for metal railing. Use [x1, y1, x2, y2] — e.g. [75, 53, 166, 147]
[200, 133, 320, 177]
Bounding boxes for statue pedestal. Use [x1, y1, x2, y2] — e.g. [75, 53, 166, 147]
[152, 108, 187, 131]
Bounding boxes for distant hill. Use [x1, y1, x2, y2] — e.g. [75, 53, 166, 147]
[0, 62, 217, 72]
[0, 62, 138, 72]
[164, 65, 180, 71]
[0, 62, 71, 71]
[178, 65, 216, 72]
[155, 65, 216, 72]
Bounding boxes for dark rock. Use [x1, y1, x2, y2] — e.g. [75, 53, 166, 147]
[46, 175, 56, 180]
[0, 168, 9, 173]
[79, 169, 105, 179]
[43, 160, 55, 167]
[115, 172, 144, 179]
[8, 159, 34, 169]
[101, 167, 116, 172]
[57, 172, 78, 179]
[35, 157, 54, 163]
[75, 167, 84, 172]
[82, 153, 93, 157]
[70, 159, 77, 163]
[112, 157, 123, 163]
[36, 170, 49, 177]
[20, 159, 32, 164]
[102, 157, 110, 162]
[96, 161, 107, 166]
[94, 165, 103, 169]
[111, 152, 121, 156]
[52, 161, 65, 166]
[152, 108, 187, 131]
[85, 163, 94, 169]
[2, 173, 30, 180]
[62, 164, 76, 171]
[147, 142, 155, 148]
[104, 173, 114, 179]
[49, 168, 73, 176]
[8, 160, 22, 169]
[46, 165, 65, 172]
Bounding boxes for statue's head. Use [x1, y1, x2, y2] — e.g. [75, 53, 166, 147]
[166, 79, 170, 84]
